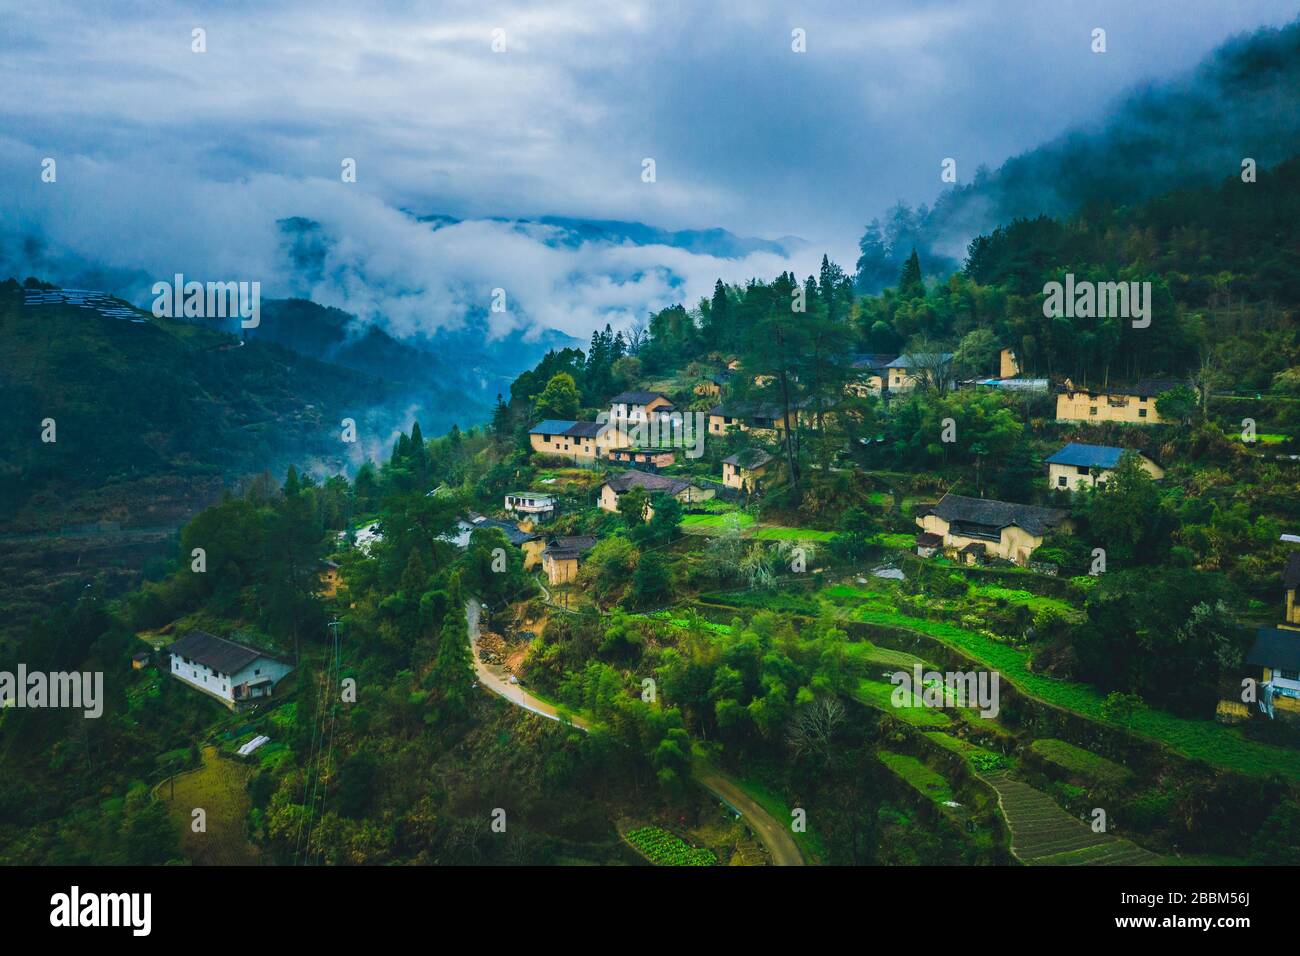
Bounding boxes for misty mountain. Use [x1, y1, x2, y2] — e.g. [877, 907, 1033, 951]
[418, 214, 805, 259]
[856, 19, 1300, 291]
[249, 297, 576, 406]
[0, 282, 471, 534]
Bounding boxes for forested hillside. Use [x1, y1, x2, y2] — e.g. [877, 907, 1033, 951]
[5, 151, 1300, 868]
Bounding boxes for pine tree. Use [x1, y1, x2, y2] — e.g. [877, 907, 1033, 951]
[431, 606, 475, 717]
[283, 465, 301, 497]
[898, 248, 924, 298]
[491, 393, 511, 445]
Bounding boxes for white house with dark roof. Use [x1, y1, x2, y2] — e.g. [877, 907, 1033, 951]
[609, 390, 674, 424]
[168, 631, 293, 709]
[1044, 442, 1164, 491]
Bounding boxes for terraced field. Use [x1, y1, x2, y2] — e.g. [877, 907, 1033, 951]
[977, 769, 1158, 866]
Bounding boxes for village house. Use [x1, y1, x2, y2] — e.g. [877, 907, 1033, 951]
[693, 371, 731, 398]
[529, 420, 604, 463]
[598, 469, 712, 517]
[1245, 554, 1300, 718]
[1044, 442, 1165, 491]
[915, 493, 1071, 566]
[885, 352, 954, 392]
[1000, 347, 1021, 379]
[915, 532, 943, 559]
[722, 449, 774, 492]
[1054, 379, 1183, 424]
[707, 401, 804, 437]
[607, 447, 677, 469]
[447, 515, 543, 569]
[845, 353, 896, 397]
[504, 492, 555, 522]
[320, 560, 341, 598]
[608, 390, 674, 424]
[168, 630, 293, 709]
[541, 535, 597, 586]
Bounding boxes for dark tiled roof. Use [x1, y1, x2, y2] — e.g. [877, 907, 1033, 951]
[1248, 627, 1300, 672]
[723, 449, 774, 470]
[959, 542, 987, 555]
[565, 421, 604, 439]
[470, 518, 538, 546]
[530, 419, 576, 435]
[850, 353, 897, 371]
[915, 532, 944, 548]
[932, 494, 1068, 538]
[1284, 552, 1300, 591]
[168, 631, 287, 676]
[610, 390, 669, 405]
[1058, 379, 1185, 398]
[1044, 442, 1127, 469]
[543, 535, 597, 560]
[886, 353, 953, 369]
[604, 469, 695, 496]
[528, 420, 603, 439]
[709, 399, 810, 420]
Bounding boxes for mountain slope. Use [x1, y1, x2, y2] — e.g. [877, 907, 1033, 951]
[0, 283, 431, 533]
[858, 18, 1300, 289]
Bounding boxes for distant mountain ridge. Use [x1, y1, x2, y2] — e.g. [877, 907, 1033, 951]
[415, 212, 805, 259]
[0, 282, 467, 533]
[856, 18, 1300, 291]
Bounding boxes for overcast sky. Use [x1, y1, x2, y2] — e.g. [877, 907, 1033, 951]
[1, 0, 1296, 339]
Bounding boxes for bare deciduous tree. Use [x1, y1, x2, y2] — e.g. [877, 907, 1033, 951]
[787, 696, 845, 765]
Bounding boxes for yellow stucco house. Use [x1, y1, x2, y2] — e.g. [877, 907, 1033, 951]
[529, 419, 629, 464]
[999, 348, 1021, 379]
[693, 371, 730, 398]
[845, 353, 896, 397]
[707, 401, 804, 437]
[541, 535, 597, 586]
[1043, 443, 1164, 491]
[915, 493, 1071, 566]
[598, 469, 712, 518]
[885, 352, 954, 392]
[722, 449, 774, 492]
[1054, 379, 1184, 424]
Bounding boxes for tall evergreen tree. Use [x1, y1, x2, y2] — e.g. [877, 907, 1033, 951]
[431, 606, 475, 718]
[898, 248, 924, 298]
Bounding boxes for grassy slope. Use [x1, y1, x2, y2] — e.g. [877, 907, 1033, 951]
[851, 606, 1300, 780]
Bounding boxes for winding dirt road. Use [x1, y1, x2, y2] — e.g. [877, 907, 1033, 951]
[466, 600, 803, 866]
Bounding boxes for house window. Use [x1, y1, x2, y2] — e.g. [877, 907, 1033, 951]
[254, 668, 261, 676]
[1089, 407, 1098, 416]
[1076, 466, 1089, 476]
[1138, 408, 1148, 418]
[1057, 476, 1068, 487]
[1276, 669, 1299, 682]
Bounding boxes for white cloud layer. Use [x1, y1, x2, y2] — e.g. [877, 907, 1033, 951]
[1, 0, 1295, 340]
